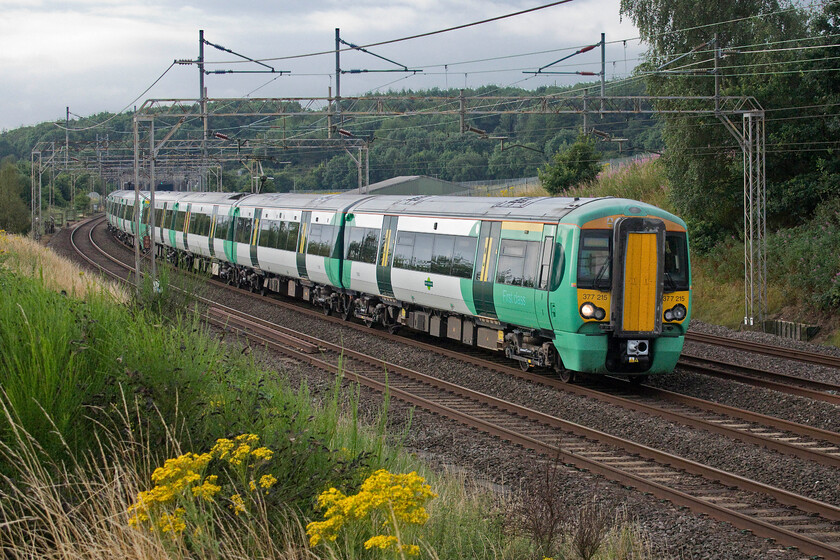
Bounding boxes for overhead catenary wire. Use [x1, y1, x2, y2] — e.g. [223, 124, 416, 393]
[53, 62, 176, 131]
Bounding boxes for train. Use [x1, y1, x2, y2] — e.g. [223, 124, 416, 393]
[105, 190, 691, 381]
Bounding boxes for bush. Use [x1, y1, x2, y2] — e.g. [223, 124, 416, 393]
[539, 134, 602, 195]
[766, 198, 840, 311]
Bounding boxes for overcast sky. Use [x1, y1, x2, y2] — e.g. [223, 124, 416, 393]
[1, 0, 645, 131]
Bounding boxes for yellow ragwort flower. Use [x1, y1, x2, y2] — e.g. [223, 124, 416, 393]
[259, 474, 277, 489]
[251, 446, 274, 462]
[229, 493, 246, 516]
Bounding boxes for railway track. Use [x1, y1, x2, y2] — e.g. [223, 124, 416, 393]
[687, 331, 840, 370]
[72, 216, 840, 557]
[206, 303, 840, 558]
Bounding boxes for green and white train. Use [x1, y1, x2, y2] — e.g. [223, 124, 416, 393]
[106, 190, 691, 380]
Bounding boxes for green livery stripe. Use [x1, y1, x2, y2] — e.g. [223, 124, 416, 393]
[460, 278, 476, 315]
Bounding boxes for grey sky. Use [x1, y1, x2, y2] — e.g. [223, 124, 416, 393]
[1, 0, 644, 131]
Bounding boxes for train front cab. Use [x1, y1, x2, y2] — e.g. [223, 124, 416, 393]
[552, 209, 691, 376]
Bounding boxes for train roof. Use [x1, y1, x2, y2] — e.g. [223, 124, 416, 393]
[107, 191, 685, 227]
[346, 195, 606, 221]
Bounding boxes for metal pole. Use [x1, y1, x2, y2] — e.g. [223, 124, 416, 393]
[714, 34, 720, 114]
[459, 89, 466, 133]
[357, 147, 362, 192]
[600, 33, 605, 115]
[65, 107, 69, 180]
[30, 152, 37, 238]
[335, 28, 341, 127]
[133, 116, 141, 289]
[328, 86, 333, 139]
[200, 29, 207, 192]
[149, 119, 157, 281]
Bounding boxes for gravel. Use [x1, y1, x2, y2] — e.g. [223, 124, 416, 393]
[50, 221, 837, 560]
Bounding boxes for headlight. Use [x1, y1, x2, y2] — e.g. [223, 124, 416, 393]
[580, 302, 596, 318]
[580, 302, 607, 321]
[664, 303, 687, 322]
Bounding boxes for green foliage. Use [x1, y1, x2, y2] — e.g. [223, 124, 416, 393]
[0, 162, 29, 233]
[620, 0, 840, 236]
[766, 198, 840, 311]
[538, 134, 602, 195]
[0, 83, 661, 196]
[0, 271, 118, 459]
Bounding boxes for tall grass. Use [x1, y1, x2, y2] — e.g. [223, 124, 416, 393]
[0, 231, 128, 302]
[0, 231, 654, 558]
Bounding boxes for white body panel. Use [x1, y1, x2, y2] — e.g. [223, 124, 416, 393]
[396, 216, 477, 235]
[256, 248, 299, 278]
[346, 261, 380, 296]
[390, 269, 471, 315]
[305, 255, 330, 285]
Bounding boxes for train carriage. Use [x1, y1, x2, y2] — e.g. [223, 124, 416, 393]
[107, 190, 691, 380]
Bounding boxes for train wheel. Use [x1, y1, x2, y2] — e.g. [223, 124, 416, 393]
[364, 318, 375, 328]
[323, 304, 332, 316]
[557, 369, 574, 383]
[342, 304, 353, 321]
[519, 360, 530, 372]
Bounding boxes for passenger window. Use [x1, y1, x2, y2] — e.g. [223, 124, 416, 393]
[360, 229, 380, 264]
[284, 222, 300, 252]
[215, 215, 230, 239]
[496, 239, 540, 287]
[451, 236, 478, 279]
[174, 210, 187, 232]
[346, 227, 381, 264]
[234, 216, 252, 244]
[392, 232, 414, 270]
[345, 227, 365, 261]
[258, 219, 280, 248]
[431, 235, 455, 275]
[412, 233, 433, 272]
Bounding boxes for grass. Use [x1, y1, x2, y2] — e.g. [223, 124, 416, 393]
[0, 229, 128, 302]
[0, 232, 654, 559]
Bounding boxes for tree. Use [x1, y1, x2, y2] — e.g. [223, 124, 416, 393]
[0, 162, 30, 233]
[619, 0, 817, 243]
[538, 134, 602, 195]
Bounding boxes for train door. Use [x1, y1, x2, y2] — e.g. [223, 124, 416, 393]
[473, 220, 501, 318]
[376, 215, 398, 297]
[182, 204, 191, 252]
[534, 225, 557, 331]
[224, 207, 239, 263]
[296, 211, 310, 279]
[612, 217, 666, 337]
[208, 205, 218, 259]
[250, 208, 262, 269]
[168, 202, 179, 248]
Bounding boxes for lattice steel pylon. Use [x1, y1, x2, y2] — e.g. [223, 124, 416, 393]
[743, 112, 767, 326]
